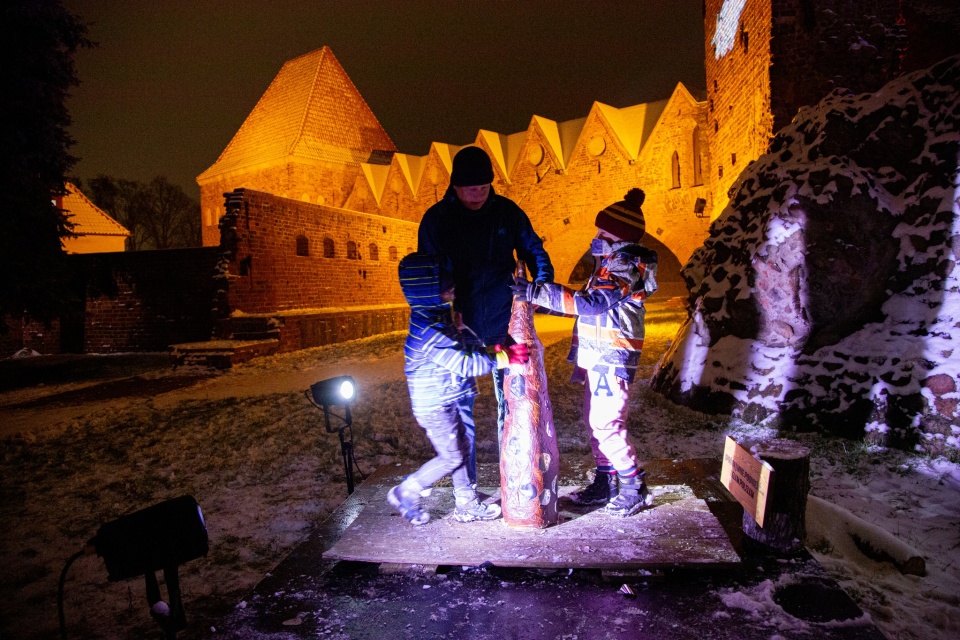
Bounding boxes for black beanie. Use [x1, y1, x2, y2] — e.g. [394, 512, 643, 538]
[450, 146, 494, 186]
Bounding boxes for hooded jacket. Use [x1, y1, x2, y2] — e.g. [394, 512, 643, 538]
[418, 189, 553, 344]
[399, 253, 501, 413]
[528, 242, 658, 383]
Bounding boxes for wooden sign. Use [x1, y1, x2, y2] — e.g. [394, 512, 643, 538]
[720, 436, 774, 527]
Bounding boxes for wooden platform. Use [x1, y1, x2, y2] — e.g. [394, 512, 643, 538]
[323, 460, 741, 570]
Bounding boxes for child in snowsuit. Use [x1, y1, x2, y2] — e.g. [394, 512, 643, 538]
[511, 189, 657, 517]
[390, 252, 530, 525]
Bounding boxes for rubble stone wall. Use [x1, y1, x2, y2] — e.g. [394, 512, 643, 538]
[77, 248, 222, 354]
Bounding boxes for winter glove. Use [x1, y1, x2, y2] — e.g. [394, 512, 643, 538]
[510, 276, 534, 302]
[494, 343, 530, 368]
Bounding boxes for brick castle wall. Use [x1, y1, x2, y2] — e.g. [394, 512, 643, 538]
[0, 317, 61, 358]
[216, 189, 418, 315]
[704, 0, 910, 216]
[271, 305, 409, 352]
[201, 160, 369, 247]
[1, 249, 221, 357]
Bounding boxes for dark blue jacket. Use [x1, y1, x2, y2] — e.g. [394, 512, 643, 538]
[418, 189, 553, 344]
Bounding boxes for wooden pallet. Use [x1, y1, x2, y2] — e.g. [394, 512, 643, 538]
[323, 460, 741, 571]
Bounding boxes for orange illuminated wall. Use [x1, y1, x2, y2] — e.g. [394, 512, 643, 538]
[703, 0, 773, 218]
[197, 47, 396, 247]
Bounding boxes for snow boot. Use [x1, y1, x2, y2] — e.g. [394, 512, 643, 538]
[605, 471, 653, 517]
[570, 470, 617, 505]
[387, 481, 430, 526]
[452, 487, 501, 522]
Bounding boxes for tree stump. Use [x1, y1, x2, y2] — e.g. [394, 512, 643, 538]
[742, 439, 810, 554]
[499, 262, 560, 528]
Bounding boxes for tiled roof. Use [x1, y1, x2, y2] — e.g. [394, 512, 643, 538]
[62, 183, 130, 237]
[198, 47, 396, 183]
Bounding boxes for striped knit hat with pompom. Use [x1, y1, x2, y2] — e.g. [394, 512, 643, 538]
[595, 188, 646, 242]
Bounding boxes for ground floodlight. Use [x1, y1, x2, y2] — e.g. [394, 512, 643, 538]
[92, 495, 208, 582]
[57, 496, 209, 639]
[306, 375, 364, 495]
[310, 375, 356, 407]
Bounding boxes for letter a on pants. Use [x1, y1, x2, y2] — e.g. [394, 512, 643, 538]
[583, 368, 637, 473]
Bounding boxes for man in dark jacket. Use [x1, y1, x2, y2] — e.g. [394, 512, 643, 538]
[418, 146, 553, 485]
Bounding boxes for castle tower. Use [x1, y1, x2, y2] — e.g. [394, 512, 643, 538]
[197, 47, 396, 246]
[704, 0, 909, 217]
[703, 0, 774, 219]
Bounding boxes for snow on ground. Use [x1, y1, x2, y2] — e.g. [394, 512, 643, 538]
[1, 300, 958, 639]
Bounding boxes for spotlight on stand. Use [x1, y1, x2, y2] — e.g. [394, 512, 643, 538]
[93, 494, 208, 581]
[307, 375, 365, 495]
[311, 375, 357, 406]
[58, 495, 208, 640]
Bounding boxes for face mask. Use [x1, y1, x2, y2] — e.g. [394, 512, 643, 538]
[591, 237, 613, 256]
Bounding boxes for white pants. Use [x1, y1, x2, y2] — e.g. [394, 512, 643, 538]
[582, 368, 638, 474]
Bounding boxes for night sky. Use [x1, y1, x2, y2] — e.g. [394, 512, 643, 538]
[64, 1, 706, 199]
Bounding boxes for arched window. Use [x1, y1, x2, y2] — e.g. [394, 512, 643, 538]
[369, 243, 379, 261]
[692, 126, 703, 186]
[671, 151, 681, 189]
[323, 237, 335, 258]
[389, 246, 398, 261]
[295, 235, 309, 257]
[347, 241, 359, 260]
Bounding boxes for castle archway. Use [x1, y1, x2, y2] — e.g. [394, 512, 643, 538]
[543, 226, 686, 299]
[566, 234, 685, 299]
